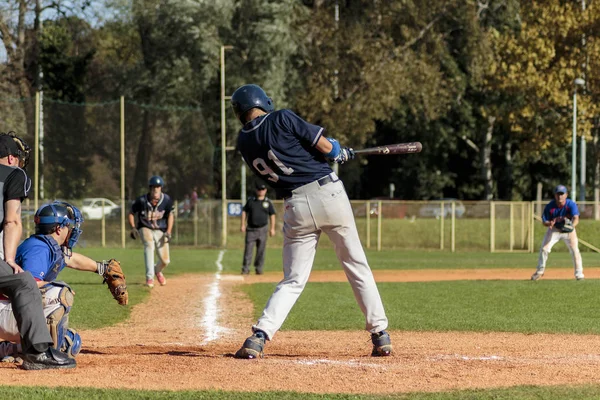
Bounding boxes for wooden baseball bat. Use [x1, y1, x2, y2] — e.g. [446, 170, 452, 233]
[353, 142, 422, 155]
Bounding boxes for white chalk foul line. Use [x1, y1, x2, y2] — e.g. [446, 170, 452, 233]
[199, 249, 230, 345]
[291, 359, 387, 369]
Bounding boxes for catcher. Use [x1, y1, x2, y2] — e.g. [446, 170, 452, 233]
[531, 185, 584, 281]
[0, 201, 127, 360]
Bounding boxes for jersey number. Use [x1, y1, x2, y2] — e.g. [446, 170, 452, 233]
[252, 150, 294, 182]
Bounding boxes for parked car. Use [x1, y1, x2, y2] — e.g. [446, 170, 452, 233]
[81, 198, 120, 220]
[418, 198, 466, 219]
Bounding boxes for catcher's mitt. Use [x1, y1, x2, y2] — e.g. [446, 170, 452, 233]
[102, 259, 128, 305]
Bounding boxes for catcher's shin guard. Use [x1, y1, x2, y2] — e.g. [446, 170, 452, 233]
[42, 284, 74, 351]
[61, 328, 82, 358]
[235, 330, 266, 359]
[371, 330, 392, 357]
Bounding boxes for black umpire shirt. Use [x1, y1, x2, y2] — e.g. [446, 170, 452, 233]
[243, 197, 276, 229]
[0, 165, 30, 233]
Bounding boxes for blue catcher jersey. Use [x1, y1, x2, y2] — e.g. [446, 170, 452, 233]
[130, 193, 174, 231]
[542, 199, 580, 222]
[236, 109, 333, 197]
[16, 235, 66, 282]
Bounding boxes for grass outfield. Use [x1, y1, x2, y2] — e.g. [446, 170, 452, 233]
[67, 247, 600, 329]
[240, 280, 600, 334]
[6, 385, 600, 399]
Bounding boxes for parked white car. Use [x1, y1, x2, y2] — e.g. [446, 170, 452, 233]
[81, 198, 119, 220]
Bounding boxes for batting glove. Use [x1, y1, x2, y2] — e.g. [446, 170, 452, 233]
[163, 232, 172, 244]
[332, 147, 355, 164]
[130, 228, 139, 240]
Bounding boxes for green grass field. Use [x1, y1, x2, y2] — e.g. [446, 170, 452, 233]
[7, 385, 600, 400]
[11, 247, 600, 399]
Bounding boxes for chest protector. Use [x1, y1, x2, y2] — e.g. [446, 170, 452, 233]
[32, 235, 67, 280]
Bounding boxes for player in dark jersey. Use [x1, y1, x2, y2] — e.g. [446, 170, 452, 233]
[128, 176, 174, 288]
[231, 84, 392, 359]
[0, 132, 31, 274]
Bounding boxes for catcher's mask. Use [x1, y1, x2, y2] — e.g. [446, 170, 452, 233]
[34, 201, 84, 250]
[230, 84, 274, 123]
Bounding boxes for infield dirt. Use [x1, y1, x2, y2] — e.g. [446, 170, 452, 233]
[1, 268, 600, 394]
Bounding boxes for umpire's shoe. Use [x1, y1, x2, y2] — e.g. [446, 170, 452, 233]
[371, 330, 392, 357]
[22, 347, 76, 370]
[235, 330, 266, 359]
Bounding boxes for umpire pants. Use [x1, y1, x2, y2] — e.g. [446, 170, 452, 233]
[242, 225, 268, 274]
[0, 261, 52, 353]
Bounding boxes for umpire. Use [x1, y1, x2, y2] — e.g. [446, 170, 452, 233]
[240, 182, 276, 275]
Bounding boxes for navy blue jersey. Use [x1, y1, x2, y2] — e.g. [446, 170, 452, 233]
[542, 199, 579, 222]
[130, 193, 174, 231]
[236, 109, 333, 197]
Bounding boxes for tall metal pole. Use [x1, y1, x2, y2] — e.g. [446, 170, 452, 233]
[572, 89, 578, 201]
[581, 131, 586, 202]
[120, 96, 126, 248]
[580, 0, 587, 203]
[220, 46, 234, 247]
[34, 92, 40, 211]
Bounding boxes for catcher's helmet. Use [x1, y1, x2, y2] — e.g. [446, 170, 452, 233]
[230, 84, 274, 122]
[34, 201, 84, 249]
[148, 176, 164, 187]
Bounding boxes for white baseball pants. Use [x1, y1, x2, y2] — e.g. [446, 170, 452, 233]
[535, 227, 583, 278]
[140, 227, 170, 281]
[0, 285, 65, 343]
[253, 173, 389, 340]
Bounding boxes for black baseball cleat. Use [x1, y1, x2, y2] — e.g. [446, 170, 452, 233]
[235, 330, 266, 359]
[21, 347, 76, 370]
[371, 330, 393, 357]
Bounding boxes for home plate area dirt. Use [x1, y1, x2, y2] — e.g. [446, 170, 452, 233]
[1, 269, 600, 394]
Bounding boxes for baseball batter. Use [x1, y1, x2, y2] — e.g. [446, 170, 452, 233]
[532, 185, 584, 281]
[230, 84, 392, 359]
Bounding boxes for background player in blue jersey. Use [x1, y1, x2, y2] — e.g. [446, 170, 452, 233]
[0, 201, 123, 360]
[532, 185, 584, 280]
[128, 176, 174, 288]
[230, 84, 392, 359]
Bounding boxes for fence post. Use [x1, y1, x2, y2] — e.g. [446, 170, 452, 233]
[194, 200, 198, 246]
[174, 200, 179, 245]
[366, 201, 371, 249]
[440, 202, 444, 250]
[377, 200, 382, 251]
[490, 201, 495, 253]
[521, 203, 526, 249]
[451, 202, 456, 252]
[101, 199, 106, 248]
[530, 201, 535, 253]
[509, 202, 514, 251]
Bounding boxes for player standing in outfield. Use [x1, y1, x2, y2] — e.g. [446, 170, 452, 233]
[240, 182, 276, 275]
[532, 185, 584, 281]
[230, 84, 392, 359]
[128, 176, 174, 288]
[0, 132, 31, 273]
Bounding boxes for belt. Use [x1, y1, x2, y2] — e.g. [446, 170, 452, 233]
[282, 174, 338, 200]
[317, 174, 335, 186]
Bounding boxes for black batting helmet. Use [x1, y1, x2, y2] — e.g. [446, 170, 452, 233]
[230, 84, 274, 122]
[148, 176, 164, 187]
